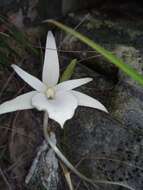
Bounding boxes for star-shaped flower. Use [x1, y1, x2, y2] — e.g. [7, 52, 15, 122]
[0, 31, 108, 127]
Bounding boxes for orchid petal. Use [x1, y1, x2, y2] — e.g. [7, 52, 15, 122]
[56, 78, 92, 92]
[12, 64, 46, 92]
[42, 31, 59, 86]
[72, 90, 108, 113]
[32, 91, 78, 128]
[0, 91, 37, 115]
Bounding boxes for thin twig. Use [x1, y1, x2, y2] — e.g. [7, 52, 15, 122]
[0, 32, 10, 37]
[0, 72, 15, 99]
[78, 55, 101, 63]
[0, 167, 12, 190]
[5, 153, 28, 172]
[31, 46, 102, 53]
[59, 14, 90, 47]
[76, 155, 143, 172]
[83, 181, 92, 190]
[0, 60, 24, 99]
[0, 125, 35, 139]
[75, 180, 81, 190]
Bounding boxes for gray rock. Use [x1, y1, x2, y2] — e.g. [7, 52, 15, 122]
[60, 63, 143, 190]
[25, 140, 59, 190]
[111, 83, 143, 131]
[64, 109, 143, 190]
[110, 46, 143, 132]
[114, 45, 143, 86]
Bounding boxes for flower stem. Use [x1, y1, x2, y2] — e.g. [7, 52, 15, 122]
[43, 112, 134, 190]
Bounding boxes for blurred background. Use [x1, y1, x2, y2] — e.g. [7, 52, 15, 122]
[0, 0, 143, 27]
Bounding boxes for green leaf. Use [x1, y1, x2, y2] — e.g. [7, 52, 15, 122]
[46, 20, 143, 86]
[60, 59, 77, 82]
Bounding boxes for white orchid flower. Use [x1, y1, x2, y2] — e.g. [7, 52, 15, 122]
[0, 31, 108, 128]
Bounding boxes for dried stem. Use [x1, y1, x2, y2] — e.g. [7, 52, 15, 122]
[60, 162, 74, 190]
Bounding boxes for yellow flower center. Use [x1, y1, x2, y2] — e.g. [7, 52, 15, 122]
[45, 87, 55, 99]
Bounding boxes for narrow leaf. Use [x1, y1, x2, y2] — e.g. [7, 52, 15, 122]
[60, 59, 77, 82]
